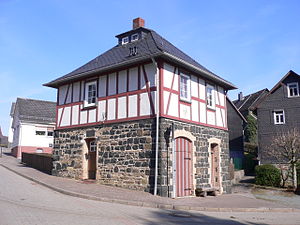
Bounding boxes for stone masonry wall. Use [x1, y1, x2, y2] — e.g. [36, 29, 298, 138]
[52, 119, 156, 193]
[52, 117, 231, 197]
[157, 118, 231, 197]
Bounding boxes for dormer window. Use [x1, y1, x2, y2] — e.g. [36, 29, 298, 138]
[287, 82, 299, 97]
[131, 33, 139, 42]
[122, 37, 129, 45]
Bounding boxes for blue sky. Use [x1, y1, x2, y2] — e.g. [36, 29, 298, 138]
[1, 0, 300, 135]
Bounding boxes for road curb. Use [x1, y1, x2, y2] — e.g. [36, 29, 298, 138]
[1, 163, 299, 213]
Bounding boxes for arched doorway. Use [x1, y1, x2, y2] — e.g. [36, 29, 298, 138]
[210, 143, 221, 190]
[175, 137, 193, 197]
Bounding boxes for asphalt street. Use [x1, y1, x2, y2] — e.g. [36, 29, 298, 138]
[0, 166, 300, 225]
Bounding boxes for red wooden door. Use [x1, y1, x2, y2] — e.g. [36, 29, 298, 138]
[211, 143, 220, 189]
[175, 137, 193, 197]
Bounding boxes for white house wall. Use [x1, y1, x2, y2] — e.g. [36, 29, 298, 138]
[56, 63, 157, 129]
[162, 62, 227, 130]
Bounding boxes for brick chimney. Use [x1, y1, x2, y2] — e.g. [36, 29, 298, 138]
[133, 17, 145, 29]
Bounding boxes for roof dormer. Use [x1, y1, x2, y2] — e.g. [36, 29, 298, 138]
[116, 17, 149, 46]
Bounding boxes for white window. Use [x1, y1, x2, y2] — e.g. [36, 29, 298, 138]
[273, 110, 285, 124]
[180, 73, 191, 101]
[287, 82, 299, 97]
[206, 84, 215, 108]
[84, 81, 97, 107]
[131, 33, 139, 42]
[122, 37, 129, 45]
[90, 141, 97, 152]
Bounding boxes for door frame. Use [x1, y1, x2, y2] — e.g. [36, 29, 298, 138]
[82, 138, 97, 180]
[208, 138, 222, 193]
[172, 129, 196, 198]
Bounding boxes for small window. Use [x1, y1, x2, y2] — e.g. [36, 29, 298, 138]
[206, 84, 215, 108]
[84, 81, 97, 107]
[129, 47, 138, 56]
[273, 110, 285, 124]
[131, 33, 139, 42]
[47, 131, 54, 137]
[122, 37, 129, 45]
[180, 73, 191, 101]
[36, 131, 46, 136]
[90, 141, 97, 152]
[287, 82, 299, 97]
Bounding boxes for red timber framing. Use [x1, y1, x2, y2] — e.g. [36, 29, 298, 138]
[55, 60, 228, 131]
[160, 61, 227, 131]
[56, 62, 157, 129]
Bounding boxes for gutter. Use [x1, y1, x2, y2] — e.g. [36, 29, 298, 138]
[44, 52, 236, 90]
[44, 53, 162, 88]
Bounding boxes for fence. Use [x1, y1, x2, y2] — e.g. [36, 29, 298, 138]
[21, 152, 53, 174]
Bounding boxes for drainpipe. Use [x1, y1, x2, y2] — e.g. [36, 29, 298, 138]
[151, 57, 159, 196]
[171, 122, 176, 198]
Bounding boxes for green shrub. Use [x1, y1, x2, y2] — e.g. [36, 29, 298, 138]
[255, 164, 281, 187]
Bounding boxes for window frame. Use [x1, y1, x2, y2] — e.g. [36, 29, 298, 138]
[179, 73, 191, 102]
[90, 141, 97, 152]
[122, 36, 129, 45]
[131, 33, 139, 42]
[206, 84, 215, 109]
[287, 82, 299, 97]
[84, 81, 97, 108]
[273, 110, 285, 125]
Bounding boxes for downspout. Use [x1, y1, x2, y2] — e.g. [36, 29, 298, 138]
[151, 57, 159, 196]
[171, 122, 176, 198]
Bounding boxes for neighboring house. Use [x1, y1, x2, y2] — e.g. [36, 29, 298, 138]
[256, 70, 300, 164]
[44, 18, 236, 197]
[7, 102, 15, 147]
[233, 88, 269, 118]
[226, 98, 247, 169]
[0, 126, 8, 147]
[10, 98, 56, 158]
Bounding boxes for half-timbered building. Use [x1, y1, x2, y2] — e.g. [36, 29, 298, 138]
[45, 18, 236, 197]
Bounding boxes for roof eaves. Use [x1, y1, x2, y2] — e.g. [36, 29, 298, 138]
[44, 53, 162, 88]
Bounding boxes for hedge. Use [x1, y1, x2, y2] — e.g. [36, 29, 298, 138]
[255, 164, 281, 187]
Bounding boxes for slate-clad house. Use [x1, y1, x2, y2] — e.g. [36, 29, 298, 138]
[226, 98, 247, 169]
[257, 70, 300, 164]
[10, 98, 56, 158]
[233, 89, 269, 119]
[45, 18, 236, 197]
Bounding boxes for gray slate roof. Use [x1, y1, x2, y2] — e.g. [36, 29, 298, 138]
[233, 89, 269, 116]
[15, 98, 56, 124]
[45, 27, 236, 90]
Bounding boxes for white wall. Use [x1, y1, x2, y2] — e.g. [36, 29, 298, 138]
[19, 123, 54, 148]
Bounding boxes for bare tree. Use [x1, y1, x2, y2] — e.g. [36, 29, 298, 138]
[269, 128, 300, 189]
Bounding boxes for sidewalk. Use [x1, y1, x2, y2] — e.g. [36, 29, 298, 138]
[0, 153, 298, 213]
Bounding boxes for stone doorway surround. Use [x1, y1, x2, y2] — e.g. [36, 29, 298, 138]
[208, 138, 223, 194]
[173, 129, 196, 197]
[82, 137, 97, 180]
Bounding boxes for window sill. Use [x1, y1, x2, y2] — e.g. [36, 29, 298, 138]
[207, 106, 216, 111]
[81, 105, 97, 111]
[179, 98, 191, 104]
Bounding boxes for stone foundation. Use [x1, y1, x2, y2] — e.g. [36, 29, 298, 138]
[52, 117, 231, 197]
